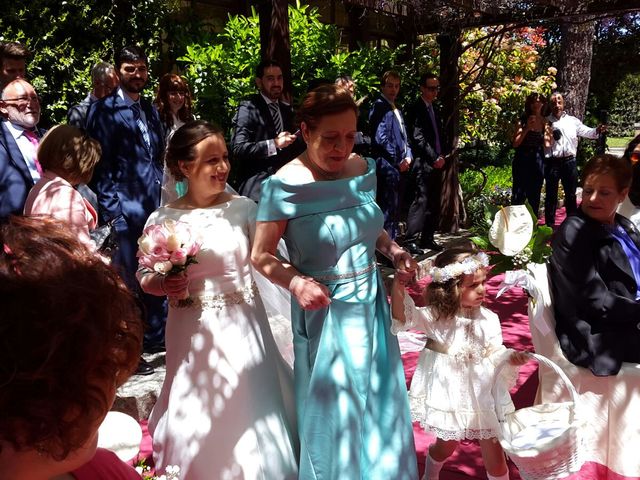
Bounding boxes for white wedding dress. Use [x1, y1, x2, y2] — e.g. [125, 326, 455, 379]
[146, 196, 298, 480]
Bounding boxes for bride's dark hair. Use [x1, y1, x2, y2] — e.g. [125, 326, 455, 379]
[165, 120, 224, 181]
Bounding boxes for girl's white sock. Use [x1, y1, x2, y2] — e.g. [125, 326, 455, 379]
[422, 452, 445, 480]
[487, 471, 509, 480]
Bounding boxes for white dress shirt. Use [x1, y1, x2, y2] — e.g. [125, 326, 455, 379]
[5, 121, 40, 182]
[547, 111, 598, 158]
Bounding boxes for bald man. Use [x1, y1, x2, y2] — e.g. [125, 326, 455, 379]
[0, 79, 45, 220]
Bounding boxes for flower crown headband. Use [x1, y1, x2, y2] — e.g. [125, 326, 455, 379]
[429, 252, 489, 284]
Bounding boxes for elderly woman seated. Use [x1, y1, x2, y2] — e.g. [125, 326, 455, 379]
[548, 153, 640, 376]
[0, 217, 143, 479]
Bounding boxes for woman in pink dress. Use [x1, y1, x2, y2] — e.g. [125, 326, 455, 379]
[23, 124, 101, 251]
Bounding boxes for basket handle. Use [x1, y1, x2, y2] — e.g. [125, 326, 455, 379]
[491, 352, 580, 423]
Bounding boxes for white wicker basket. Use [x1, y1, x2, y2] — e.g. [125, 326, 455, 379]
[491, 352, 586, 480]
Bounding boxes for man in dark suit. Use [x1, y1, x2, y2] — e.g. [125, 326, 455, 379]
[230, 59, 304, 201]
[67, 61, 118, 129]
[86, 46, 164, 373]
[0, 79, 45, 221]
[369, 70, 412, 240]
[403, 72, 446, 254]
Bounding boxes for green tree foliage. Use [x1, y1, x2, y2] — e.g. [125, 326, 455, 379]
[178, 1, 401, 133]
[0, 0, 179, 126]
[608, 73, 640, 137]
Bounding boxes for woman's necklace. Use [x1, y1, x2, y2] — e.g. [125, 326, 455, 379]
[302, 153, 342, 181]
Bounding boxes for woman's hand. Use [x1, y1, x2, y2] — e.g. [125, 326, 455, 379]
[289, 275, 331, 310]
[163, 272, 190, 297]
[509, 350, 529, 366]
[393, 250, 417, 285]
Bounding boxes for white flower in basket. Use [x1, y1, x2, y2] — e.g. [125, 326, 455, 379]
[489, 205, 533, 256]
[492, 352, 587, 480]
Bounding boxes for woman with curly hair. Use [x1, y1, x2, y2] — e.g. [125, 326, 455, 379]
[0, 216, 143, 480]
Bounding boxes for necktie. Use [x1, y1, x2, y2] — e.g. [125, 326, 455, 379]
[269, 102, 283, 134]
[131, 103, 151, 154]
[23, 129, 43, 175]
[427, 103, 442, 156]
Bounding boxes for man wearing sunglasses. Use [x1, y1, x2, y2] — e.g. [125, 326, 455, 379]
[0, 79, 45, 220]
[403, 72, 446, 255]
[87, 45, 165, 375]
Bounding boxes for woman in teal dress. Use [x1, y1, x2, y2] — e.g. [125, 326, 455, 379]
[252, 84, 418, 479]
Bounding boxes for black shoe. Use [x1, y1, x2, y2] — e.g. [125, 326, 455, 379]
[144, 343, 166, 354]
[404, 242, 425, 256]
[135, 358, 155, 376]
[420, 240, 444, 252]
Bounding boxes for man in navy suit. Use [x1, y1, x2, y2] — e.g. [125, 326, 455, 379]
[86, 46, 164, 373]
[0, 79, 45, 221]
[230, 59, 305, 201]
[403, 72, 446, 254]
[369, 70, 413, 240]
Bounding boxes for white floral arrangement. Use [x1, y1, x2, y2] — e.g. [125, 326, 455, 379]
[429, 252, 490, 283]
[135, 463, 180, 480]
[471, 204, 552, 275]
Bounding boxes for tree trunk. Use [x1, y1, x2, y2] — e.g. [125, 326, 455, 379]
[557, 17, 596, 120]
[257, 0, 293, 101]
[437, 30, 463, 233]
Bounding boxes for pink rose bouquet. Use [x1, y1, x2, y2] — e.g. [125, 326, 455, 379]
[137, 219, 200, 307]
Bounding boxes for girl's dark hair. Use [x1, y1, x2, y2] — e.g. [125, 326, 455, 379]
[426, 244, 481, 321]
[165, 120, 224, 181]
[296, 84, 358, 130]
[154, 73, 193, 128]
[523, 92, 546, 118]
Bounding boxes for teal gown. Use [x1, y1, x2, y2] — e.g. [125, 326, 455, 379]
[257, 158, 418, 480]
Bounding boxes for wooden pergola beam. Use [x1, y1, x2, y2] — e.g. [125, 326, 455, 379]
[412, 0, 640, 33]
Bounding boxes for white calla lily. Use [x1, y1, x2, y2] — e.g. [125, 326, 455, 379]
[489, 205, 534, 256]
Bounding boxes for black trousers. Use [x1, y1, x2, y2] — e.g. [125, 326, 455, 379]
[404, 157, 441, 245]
[544, 156, 578, 228]
[511, 146, 544, 217]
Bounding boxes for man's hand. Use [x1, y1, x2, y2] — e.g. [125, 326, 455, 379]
[399, 157, 411, 172]
[433, 155, 445, 169]
[274, 131, 297, 149]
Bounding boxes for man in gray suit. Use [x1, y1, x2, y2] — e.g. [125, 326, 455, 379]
[67, 61, 118, 128]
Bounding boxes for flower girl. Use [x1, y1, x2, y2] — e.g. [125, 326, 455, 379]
[391, 245, 527, 480]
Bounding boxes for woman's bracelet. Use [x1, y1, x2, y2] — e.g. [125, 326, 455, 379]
[288, 274, 304, 293]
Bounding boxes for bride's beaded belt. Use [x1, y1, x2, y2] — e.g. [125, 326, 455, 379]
[181, 282, 259, 310]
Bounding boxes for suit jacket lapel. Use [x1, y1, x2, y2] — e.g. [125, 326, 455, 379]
[255, 94, 277, 138]
[613, 216, 640, 280]
[1, 121, 34, 185]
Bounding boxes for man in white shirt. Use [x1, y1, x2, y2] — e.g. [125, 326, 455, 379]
[0, 79, 44, 220]
[545, 92, 605, 227]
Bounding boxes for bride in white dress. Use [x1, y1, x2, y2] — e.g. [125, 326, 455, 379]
[137, 121, 298, 479]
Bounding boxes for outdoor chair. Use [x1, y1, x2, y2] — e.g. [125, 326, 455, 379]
[526, 262, 640, 479]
